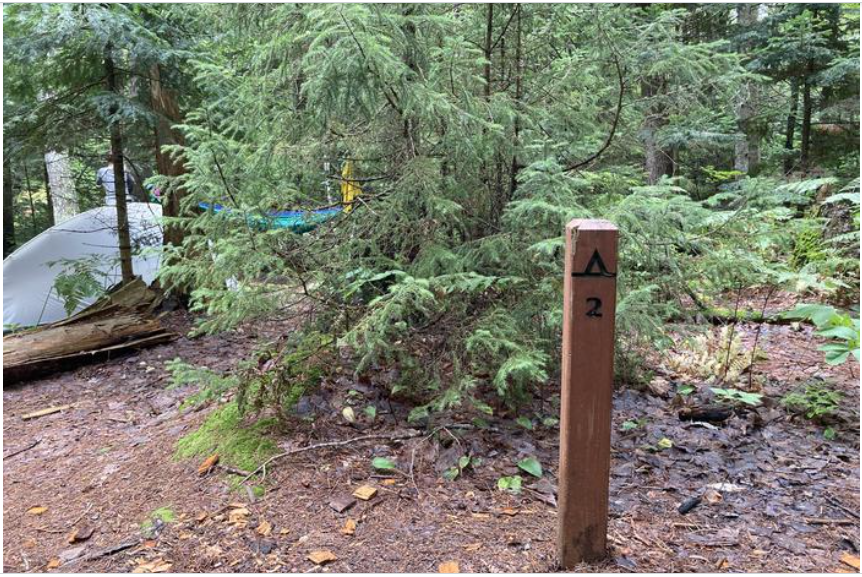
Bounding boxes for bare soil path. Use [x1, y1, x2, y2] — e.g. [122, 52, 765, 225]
[3, 312, 859, 573]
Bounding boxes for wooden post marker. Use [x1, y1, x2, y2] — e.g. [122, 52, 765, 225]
[557, 219, 618, 567]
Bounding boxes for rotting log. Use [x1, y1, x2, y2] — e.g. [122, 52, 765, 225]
[3, 279, 176, 384]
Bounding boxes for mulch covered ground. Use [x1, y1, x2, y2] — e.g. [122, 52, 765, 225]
[3, 308, 859, 573]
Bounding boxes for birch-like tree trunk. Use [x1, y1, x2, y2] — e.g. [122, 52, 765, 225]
[43, 150, 78, 224]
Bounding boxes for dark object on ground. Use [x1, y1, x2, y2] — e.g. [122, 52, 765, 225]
[678, 405, 733, 423]
[678, 496, 702, 515]
[3, 279, 176, 384]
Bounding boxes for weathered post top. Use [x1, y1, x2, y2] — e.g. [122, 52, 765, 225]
[558, 219, 618, 568]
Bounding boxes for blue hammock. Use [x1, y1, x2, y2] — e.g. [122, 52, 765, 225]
[199, 202, 343, 233]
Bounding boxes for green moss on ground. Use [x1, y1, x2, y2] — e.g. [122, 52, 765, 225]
[175, 401, 278, 472]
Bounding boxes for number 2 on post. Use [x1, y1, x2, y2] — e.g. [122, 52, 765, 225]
[586, 298, 602, 317]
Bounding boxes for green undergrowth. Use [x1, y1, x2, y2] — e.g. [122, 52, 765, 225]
[142, 506, 176, 534]
[175, 401, 278, 471]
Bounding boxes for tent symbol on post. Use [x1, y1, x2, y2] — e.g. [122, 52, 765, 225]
[571, 249, 615, 278]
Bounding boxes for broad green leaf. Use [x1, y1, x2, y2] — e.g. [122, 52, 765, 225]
[515, 416, 533, 430]
[517, 457, 542, 478]
[371, 457, 396, 471]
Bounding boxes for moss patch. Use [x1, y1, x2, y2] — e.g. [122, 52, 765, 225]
[175, 401, 278, 471]
[142, 506, 176, 533]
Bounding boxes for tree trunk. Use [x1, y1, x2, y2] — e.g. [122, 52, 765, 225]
[507, 5, 523, 201]
[734, 2, 762, 175]
[484, 4, 494, 101]
[784, 78, 799, 174]
[4, 157, 16, 257]
[24, 163, 38, 233]
[642, 76, 673, 184]
[800, 73, 812, 172]
[43, 150, 78, 223]
[42, 156, 55, 228]
[150, 63, 187, 248]
[105, 45, 135, 284]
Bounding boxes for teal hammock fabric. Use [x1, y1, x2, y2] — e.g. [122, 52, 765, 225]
[199, 202, 343, 233]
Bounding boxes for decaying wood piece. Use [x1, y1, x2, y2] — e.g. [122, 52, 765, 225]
[3, 279, 175, 384]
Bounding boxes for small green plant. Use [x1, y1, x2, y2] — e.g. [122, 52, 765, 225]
[782, 382, 842, 423]
[49, 256, 113, 315]
[443, 455, 472, 481]
[711, 387, 763, 407]
[142, 506, 176, 534]
[175, 401, 278, 471]
[782, 304, 860, 365]
[620, 419, 645, 432]
[497, 475, 523, 494]
[515, 416, 534, 430]
[166, 358, 239, 408]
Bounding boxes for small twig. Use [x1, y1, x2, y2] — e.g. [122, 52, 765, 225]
[748, 285, 776, 389]
[3, 439, 40, 460]
[216, 464, 253, 477]
[827, 495, 861, 519]
[804, 517, 857, 525]
[63, 539, 140, 568]
[67, 503, 94, 529]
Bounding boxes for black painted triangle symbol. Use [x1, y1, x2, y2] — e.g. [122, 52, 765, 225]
[572, 249, 615, 277]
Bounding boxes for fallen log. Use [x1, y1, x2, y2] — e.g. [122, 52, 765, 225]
[3, 279, 176, 385]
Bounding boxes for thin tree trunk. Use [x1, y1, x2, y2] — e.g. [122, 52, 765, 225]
[43, 150, 78, 223]
[23, 162, 37, 232]
[150, 63, 187, 248]
[734, 2, 762, 175]
[784, 78, 799, 174]
[800, 73, 812, 172]
[42, 156, 55, 228]
[4, 157, 16, 257]
[484, 3, 494, 101]
[642, 76, 673, 184]
[105, 45, 134, 284]
[507, 4, 523, 201]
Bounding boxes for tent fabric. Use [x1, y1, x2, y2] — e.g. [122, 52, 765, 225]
[199, 202, 343, 232]
[3, 203, 163, 328]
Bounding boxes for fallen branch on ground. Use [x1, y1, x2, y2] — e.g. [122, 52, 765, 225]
[3, 439, 40, 460]
[241, 424, 472, 483]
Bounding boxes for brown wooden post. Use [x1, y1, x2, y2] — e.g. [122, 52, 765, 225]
[558, 219, 618, 567]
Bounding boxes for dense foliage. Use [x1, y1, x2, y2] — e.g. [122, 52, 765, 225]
[4, 4, 860, 420]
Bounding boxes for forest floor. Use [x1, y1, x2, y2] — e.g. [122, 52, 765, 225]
[3, 296, 860, 573]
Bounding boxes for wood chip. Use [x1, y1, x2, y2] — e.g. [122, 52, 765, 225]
[841, 553, 860, 570]
[279, 528, 291, 535]
[197, 453, 219, 476]
[500, 507, 518, 516]
[256, 520, 272, 537]
[329, 495, 356, 513]
[340, 518, 356, 536]
[228, 506, 249, 527]
[464, 543, 482, 552]
[382, 479, 396, 486]
[439, 560, 460, 573]
[22, 405, 71, 420]
[27, 506, 48, 516]
[46, 558, 60, 569]
[307, 550, 337, 565]
[352, 485, 377, 501]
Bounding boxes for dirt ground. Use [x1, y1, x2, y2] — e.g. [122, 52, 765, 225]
[3, 308, 860, 573]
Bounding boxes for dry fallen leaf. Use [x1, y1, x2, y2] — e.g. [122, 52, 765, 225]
[46, 559, 61, 569]
[307, 550, 337, 565]
[132, 559, 173, 573]
[439, 560, 460, 573]
[340, 518, 356, 536]
[703, 488, 723, 504]
[197, 453, 220, 476]
[500, 508, 518, 516]
[27, 506, 48, 516]
[464, 543, 481, 552]
[381, 479, 397, 486]
[142, 540, 158, 549]
[353, 485, 377, 501]
[228, 506, 250, 528]
[279, 528, 291, 535]
[66, 526, 95, 543]
[195, 512, 208, 522]
[257, 520, 273, 537]
[841, 553, 860, 570]
[470, 513, 490, 520]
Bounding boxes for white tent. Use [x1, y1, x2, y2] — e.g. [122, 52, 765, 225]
[3, 203, 163, 328]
